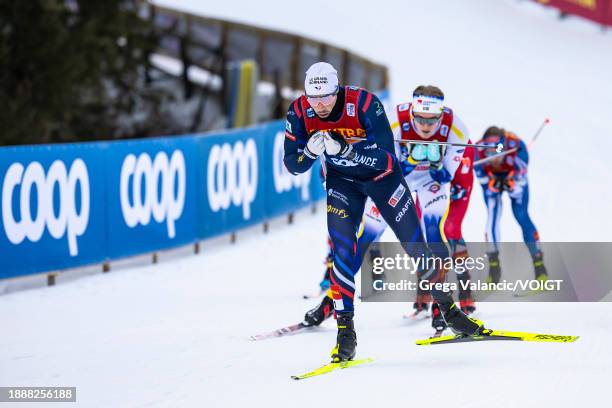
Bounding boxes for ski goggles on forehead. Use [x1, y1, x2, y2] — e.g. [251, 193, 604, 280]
[412, 114, 442, 125]
[306, 90, 338, 105]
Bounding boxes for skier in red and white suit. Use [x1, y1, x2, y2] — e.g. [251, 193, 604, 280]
[356, 86, 477, 327]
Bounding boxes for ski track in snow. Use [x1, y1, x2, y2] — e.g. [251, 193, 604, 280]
[1, 210, 610, 407]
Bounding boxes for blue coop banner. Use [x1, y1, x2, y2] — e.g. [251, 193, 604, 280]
[0, 142, 108, 278]
[105, 136, 198, 259]
[0, 111, 357, 278]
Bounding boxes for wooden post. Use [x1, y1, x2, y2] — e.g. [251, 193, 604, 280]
[103, 262, 110, 273]
[263, 222, 269, 233]
[152, 253, 158, 264]
[194, 242, 200, 254]
[288, 213, 294, 224]
[231, 232, 237, 244]
[47, 273, 57, 286]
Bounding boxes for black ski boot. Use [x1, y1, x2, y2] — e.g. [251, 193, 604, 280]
[331, 312, 357, 362]
[486, 251, 501, 284]
[440, 303, 484, 336]
[431, 303, 447, 332]
[303, 296, 334, 327]
[533, 252, 548, 280]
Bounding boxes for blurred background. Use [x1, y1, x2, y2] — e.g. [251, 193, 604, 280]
[1, 0, 388, 146]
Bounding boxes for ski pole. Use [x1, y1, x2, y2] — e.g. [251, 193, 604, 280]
[473, 118, 550, 165]
[346, 137, 503, 153]
[473, 147, 518, 166]
[528, 117, 550, 148]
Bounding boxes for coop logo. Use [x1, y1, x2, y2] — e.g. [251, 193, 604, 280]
[2, 159, 90, 256]
[273, 131, 311, 200]
[208, 139, 258, 219]
[120, 150, 186, 238]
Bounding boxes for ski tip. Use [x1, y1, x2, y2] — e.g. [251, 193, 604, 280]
[290, 357, 374, 381]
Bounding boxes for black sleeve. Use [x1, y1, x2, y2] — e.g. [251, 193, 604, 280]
[283, 100, 317, 174]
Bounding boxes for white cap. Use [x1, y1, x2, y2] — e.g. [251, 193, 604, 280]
[412, 94, 444, 115]
[305, 62, 339, 97]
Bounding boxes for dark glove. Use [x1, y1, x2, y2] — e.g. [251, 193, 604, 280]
[487, 174, 503, 193]
[502, 170, 516, 191]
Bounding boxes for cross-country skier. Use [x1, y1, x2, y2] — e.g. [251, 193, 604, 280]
[284, 63, 484, 361]
[474, 126, 548, 283]
[405, 138, 477, 314]
[352, 86, 478, 334]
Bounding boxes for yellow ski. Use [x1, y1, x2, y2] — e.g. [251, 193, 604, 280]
[416, 329, 579, 346]
[291, 358, 374, 380]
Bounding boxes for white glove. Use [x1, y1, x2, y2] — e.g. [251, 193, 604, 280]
[323, 132, 353, 158]
[304, 131, 327, 159]
[323, 133, 341, 155]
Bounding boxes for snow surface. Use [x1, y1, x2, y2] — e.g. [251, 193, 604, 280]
[2, 1, 612, 407]
[1, 208, 609, 407]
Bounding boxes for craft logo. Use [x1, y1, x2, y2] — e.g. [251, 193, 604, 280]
[395, 196, 414, 222]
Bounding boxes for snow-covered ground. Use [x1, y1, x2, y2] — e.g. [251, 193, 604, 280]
[1, 208, 609, 407]
[2, 1, 611, 407]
